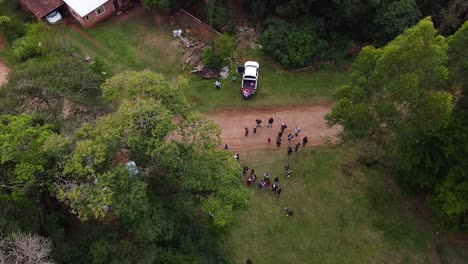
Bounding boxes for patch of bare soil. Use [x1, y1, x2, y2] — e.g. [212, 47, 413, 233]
[0, 60, 9, 86]
[206, 102, 339, 153]
[112, 3, 147, 24]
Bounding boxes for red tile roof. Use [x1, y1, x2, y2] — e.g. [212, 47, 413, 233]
[19, 0, 64, 18]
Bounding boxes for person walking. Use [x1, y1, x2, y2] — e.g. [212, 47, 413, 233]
[281, 123, 287, 133]
[231, 74, 237, 83]
[287, 146, 293, 156]
[287, 168, 292, 178]
[215, 80, 221, 90]
[252, 174, 257, 183]
[278, 131, 283, 138]
[245, 127, 249, 137]
[250, 169, 255, 177]
[234, 153, 240, 161]
[253, 127, 257, 134]
[294, 127, 301, 137]
[267, 137, 271, 144]
[276, 189, 282, 198]
[224, 144, 229, 150]
[255, 119, 262, 127]
[276, 137, 282, 147]
[302, 136, 308, 147]
[287, 133, 293, 141]
[268, 117, 274, 127]
[295, 142, 301, 152]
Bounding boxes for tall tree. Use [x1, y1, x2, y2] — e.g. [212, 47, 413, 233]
[326, 17, 453, 188]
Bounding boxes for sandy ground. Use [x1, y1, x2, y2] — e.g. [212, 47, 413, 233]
[207, 102, 339, 154]
[0, 60, 9, 86]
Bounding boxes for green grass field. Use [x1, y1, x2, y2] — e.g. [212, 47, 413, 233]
[187, 61, 348, 112]
[221, 147, 466, 264]
[55, 14, 183, 78]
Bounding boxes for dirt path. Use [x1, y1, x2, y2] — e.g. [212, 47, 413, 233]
[207, 102, 339, 153]
[0, 60, 9, 85]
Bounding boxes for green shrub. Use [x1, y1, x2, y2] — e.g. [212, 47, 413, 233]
[1, 21, 25, 41]
[202, 47, 222, 70]
[12, 37, 41, 61]
[11, 23, 57, 61]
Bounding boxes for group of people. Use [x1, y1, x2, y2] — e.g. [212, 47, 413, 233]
[243, 165, 287, 198]
[274, 122, 309, 156]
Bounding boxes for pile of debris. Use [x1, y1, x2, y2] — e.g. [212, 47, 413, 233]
[171, 10, 221, 79]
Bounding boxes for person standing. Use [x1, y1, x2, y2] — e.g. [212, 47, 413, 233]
[235, 153, 240, 161]
[253, 127, 257, 134]
[276, 189, 282, 198]
[215, 80, 221, 90]
[287, 133, 293, 141]
[278, 131, 283, 138]
[302, 136, 308, 147]
[287, 146, 293, 156]
[294, 127, 301, 137]
[252, 174, 257, 183]
[224, 144, 229, 150]
[246, 177, 252, 187]
[245, 127, 249, 137]
[258, 180, 264, 189]
[250, 169, 255, 177]
[267, 137, 271, 144]
[272, 183, 278, 193]
[284, 207, 293, 216]
[268, 117, 274, 127]
[209, 212, 215, 221]
[287, 168, 292, 178]
[231, 74, 237, 83]
[276, 137, 282, 147]
[264, 171, 270, 181]
[274, 176, 279, 185]
[295, 142, 301, 152]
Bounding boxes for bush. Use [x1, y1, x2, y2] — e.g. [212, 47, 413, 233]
[1, 21, 25, 41]
[11, 23, 56, 61]
[202, 47, 222, 70]
[202, 34, 235, 70]
[12, 37, 41, 61]
[260, 16, 329, 68]
[140, 0, 174, 10]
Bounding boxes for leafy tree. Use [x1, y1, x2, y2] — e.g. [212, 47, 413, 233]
[140, 0, 174, 11]
[326, 18, 453, 189]
[201, 33, 235, 70]
[260, 17, 328, 68]
[101, 71, 188, 115]
[0, 114, 54, 195]
[431, 22, 468, 230]
[374, 0, 421, 42]
[0, 53, 105, 124]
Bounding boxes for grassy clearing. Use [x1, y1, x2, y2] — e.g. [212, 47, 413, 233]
[187, 60, 348, 112]
[221, 147, 465, 264]
[54, 14, 183, 78]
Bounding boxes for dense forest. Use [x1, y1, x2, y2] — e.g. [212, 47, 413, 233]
[0, 0, 467, 263]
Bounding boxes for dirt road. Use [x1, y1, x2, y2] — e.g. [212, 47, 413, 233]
[207, 103, 339, 153]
